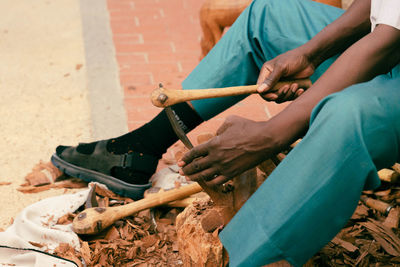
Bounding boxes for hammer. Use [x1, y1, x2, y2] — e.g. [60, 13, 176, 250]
[152, 79, 312, 224]
[151, 78, 312, 107]
[72, 79, 311, 234]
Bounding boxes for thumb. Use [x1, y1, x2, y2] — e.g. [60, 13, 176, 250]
[258, 66, 283, 94]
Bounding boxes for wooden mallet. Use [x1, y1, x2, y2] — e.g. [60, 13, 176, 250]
[72, 183, 203, 234]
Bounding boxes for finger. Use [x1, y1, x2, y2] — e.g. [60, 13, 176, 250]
[181, 156, 211, 175]
[260, 93, 278, 101]
[185, 167, 219, 183]
[295, 88, 305, 98]
[279, 84, 290, 95]
[179, 144, 209, 166]
[205, 175, 230, 186]
[290, 83, 299, 93]
[282, 84, 297, 102]
[258, 66, 283, 94]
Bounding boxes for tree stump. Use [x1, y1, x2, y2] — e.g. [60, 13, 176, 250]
[176, 161, 274, 266]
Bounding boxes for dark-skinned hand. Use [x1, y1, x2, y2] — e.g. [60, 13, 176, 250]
[257, 47, 317, 103]
[178, 115, 281, 185]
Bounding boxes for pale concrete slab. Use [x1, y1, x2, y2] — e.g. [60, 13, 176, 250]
[0, 0, 126, 229]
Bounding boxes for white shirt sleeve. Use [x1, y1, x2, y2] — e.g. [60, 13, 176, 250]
[370, 0, 400, 31]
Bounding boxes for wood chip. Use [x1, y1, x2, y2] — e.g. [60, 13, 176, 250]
[57, 213, 75, 225]
[383, 207, 400, 229]
[17, 178, 87, 193]
[392, 163, 400, 174]
[378, 169, 400, 183]
[331, 237, 358, 252]
[95, 185, 131, 201]
[24, 161, 62, 186]
[80, 241, 91, 265]
[28, 241, 45, 248]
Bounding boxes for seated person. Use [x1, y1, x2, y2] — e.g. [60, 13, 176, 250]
[52, 0, 400, 265]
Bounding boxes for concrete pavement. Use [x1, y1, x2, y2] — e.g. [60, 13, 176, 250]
[0, 0, 126, 228]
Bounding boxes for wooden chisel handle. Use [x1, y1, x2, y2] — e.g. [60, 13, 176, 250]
[151, 78, 312, 107]
[72, 182, 202, 235]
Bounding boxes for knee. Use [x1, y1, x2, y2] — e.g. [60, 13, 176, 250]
[311, 84, 398, 168]
[312, 85, 374, 127]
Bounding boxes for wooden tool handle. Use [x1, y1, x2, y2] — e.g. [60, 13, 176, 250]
[72, 183, 203, 234]
[151, 78, 312, 107]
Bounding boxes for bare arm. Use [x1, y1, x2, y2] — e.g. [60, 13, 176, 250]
[258, 0, 372, 101]
[305, 0, 372, 67]
[268, 24, 400, 149]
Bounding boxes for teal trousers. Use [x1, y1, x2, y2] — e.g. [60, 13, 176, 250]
[182, 0, 400, 266]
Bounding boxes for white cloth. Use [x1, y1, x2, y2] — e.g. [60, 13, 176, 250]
[370, 0, 400, 31]
[0, 188, 90, 267]
[0, 165, 183, 267]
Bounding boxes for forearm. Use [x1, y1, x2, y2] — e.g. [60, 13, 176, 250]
[266, 24, 400, 150]
[301, 0, 371, 67]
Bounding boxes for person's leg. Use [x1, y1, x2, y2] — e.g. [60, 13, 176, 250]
[183, 0, 344, 120]
[52, 0, 344, 199]
[220, 75, 400, 266]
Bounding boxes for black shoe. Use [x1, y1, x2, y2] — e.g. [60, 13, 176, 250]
[51, 140, 159, 200]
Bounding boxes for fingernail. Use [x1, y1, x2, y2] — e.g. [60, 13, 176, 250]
[270, 94, 278, 100]
[258, 83, 267, 92]
[177, 160, 185, 167]
[283, 85, 289, 94]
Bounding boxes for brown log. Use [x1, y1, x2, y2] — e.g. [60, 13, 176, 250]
[176, 166, 269, 266]
[176, 197, 225, 267]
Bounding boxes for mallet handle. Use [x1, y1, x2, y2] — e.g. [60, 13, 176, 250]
[73, 183, 202, 235]
[151, 78, 312, 107]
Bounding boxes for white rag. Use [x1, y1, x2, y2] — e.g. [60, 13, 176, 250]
[0, 188, 90, 267]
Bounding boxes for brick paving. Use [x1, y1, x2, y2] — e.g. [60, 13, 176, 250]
[106, 0, 287, 144]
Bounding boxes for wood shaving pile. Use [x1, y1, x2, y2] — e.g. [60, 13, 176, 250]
[309, 166, 400, 266]
[17, 159, 400, 266]
[52, 185, 183, 266]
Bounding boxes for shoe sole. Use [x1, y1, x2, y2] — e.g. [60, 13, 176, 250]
[51, 153, 151, 200]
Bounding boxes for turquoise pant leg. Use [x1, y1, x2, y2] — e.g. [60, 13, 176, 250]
[220, 75, 400, 266]
[182, 0, 344, 120]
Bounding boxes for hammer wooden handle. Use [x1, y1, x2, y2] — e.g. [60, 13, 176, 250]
[72, 183, 202, 235]
[151, 78, 312, 107]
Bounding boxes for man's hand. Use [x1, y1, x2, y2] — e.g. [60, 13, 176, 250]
[257, 48, 316, 103]
[178, 116, 280, 185]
